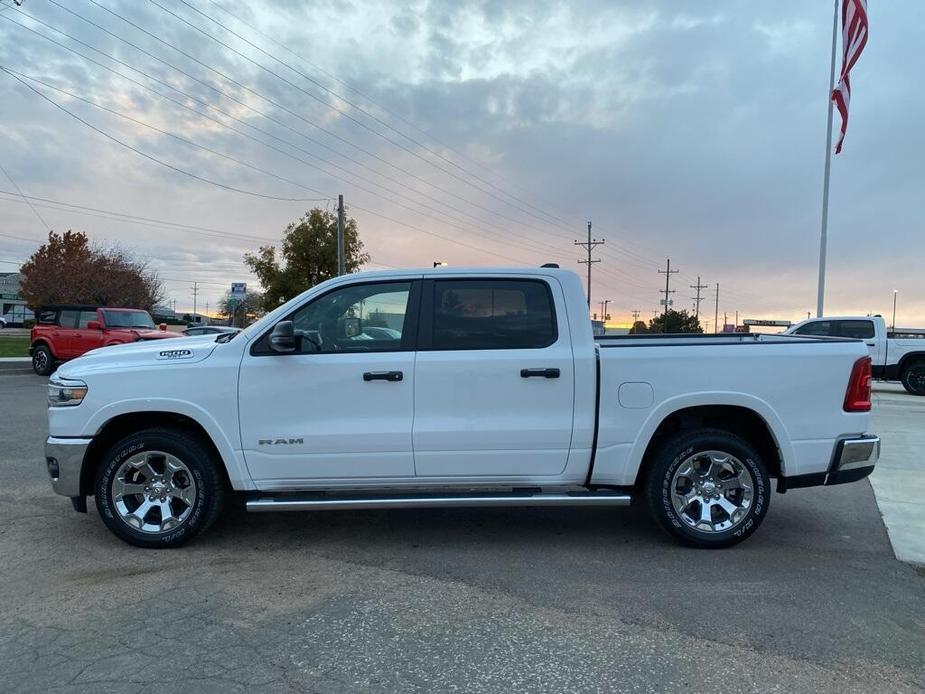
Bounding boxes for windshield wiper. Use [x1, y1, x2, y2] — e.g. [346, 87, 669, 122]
[215, 333, 235, 343]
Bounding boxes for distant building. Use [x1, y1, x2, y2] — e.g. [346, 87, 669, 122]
[0, 272, 33, 325]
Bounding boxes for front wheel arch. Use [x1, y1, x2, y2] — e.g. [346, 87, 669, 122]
[81, 412, 231, 497]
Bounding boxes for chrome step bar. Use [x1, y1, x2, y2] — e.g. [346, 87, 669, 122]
[246, 490, 631, 513]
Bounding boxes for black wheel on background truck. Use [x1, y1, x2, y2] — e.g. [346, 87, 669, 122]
[32, 344, 54, 376]
[644, 428, 770, 548]
[94, 428, 225, 548]
[900, 362, 925, 396]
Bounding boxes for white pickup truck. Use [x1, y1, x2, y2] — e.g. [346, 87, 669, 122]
[44, 267, 880, 549]
[785, 315, 925, 395]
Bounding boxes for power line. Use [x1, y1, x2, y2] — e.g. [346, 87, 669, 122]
[658, 258, 679, 333]
[690, 276, 708, 321]
[0, 159, 50, 232]
[203, 0, 578, 230]
[575, 221, 604, 309]
[4, 67, 569, 266]
[1, 67, 327, 203]
[48, 0, 567, 241]
[1, 6, 570, 257]
[145, 0, 577, 234]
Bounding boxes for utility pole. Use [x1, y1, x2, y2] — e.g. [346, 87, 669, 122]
[690, 276, 708, 321]
[658, 258, 679, 333]
[336, 194, 345, 276]
[714, 283, 720, 334]
[192, 282, 199, 319]
[735, 310, 739, 330]
[575, 221, 604, 309]
[598, 299, 611, 322]
[631, 309, 640, 323]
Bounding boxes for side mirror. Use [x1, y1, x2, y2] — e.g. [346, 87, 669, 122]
[86, 320, 102, 330]
[269, 321, 297, 353]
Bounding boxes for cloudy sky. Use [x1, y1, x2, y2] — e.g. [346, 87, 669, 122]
[0, 0, 922, 327]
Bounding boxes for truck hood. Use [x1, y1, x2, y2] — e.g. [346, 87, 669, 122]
[57, 335, 221, 379]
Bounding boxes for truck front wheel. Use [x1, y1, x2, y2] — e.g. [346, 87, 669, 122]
[94, 428, 225, 548]
[645, 429, 770, 548]
[900, 362, 925, 396]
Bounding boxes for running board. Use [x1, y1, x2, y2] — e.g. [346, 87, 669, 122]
[246, 490, 631, 513]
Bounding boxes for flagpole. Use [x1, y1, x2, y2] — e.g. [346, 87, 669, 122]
[816, 0, 839, 318]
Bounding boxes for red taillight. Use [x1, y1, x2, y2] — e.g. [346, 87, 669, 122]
[844, 356, 872, 412]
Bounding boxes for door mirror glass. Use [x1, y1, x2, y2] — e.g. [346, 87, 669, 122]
[86, 320, 101, 330]
[269, 321, 297, 353]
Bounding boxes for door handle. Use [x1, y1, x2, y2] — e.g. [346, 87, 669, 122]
[363, 371, 403, 382]
[520, 368, 560, 379]
[866, 342, 876, 346]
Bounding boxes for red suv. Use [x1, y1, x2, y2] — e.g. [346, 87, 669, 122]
[30, 305, 175, 375]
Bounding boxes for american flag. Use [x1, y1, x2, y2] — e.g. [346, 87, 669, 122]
[832, 0, 869, 154]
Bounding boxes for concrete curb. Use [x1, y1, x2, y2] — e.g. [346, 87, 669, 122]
[0, 358, 31, 372]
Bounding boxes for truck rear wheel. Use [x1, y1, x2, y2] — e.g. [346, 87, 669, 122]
[94, 428, 225, 548]
[645, 428, 769, 548]
[32, 345, 54, 376]
[900, 362, 925, 396]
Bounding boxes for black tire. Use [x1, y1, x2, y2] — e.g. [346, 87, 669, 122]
[900, 362, 925, 396]
[94, 428, 225, 548]
[645, 428, 770, 548]
[32, 344, 54, 376]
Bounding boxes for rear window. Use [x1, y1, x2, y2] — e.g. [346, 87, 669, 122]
[431, 279, 556, 350]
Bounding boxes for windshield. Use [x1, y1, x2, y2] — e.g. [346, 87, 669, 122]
[101, 310, 156, 329]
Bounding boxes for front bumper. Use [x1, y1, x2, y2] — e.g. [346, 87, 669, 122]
[45, 436, 92, 498]
[778, 434, 880, 492]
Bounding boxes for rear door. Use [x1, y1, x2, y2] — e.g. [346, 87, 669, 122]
[54, 309, 81, 358]
[412, 277, 575, 477]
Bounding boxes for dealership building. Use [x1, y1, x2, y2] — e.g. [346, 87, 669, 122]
[0, 272, 33, 325]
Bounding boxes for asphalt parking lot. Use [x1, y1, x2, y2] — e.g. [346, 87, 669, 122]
[1, 369, 923, 693]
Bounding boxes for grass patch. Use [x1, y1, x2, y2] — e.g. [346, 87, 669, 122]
[0, 336, 30, 358]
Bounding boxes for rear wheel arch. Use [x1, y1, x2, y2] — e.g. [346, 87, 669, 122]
[31, 338, 54, 356]
[897, 351, 925, 372]
[81, 411, 231, 497]
[635, 405, 782, 486]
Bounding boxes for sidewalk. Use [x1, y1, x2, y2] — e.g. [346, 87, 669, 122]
[869, 382, 925, 565]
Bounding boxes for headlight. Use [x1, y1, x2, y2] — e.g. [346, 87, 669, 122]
[48, 376, 88, 407]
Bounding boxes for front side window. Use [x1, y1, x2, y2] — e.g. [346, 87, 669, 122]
[77, 311, 98, 328]
[285, 282, 412, 354]
[431, 279, 556, 350]
[836, 320, 875, 339]
[795, 321, 833, 337]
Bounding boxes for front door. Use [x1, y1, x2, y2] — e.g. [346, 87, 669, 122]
[239, 280, 421, 488]
[413, 277, 575, 477]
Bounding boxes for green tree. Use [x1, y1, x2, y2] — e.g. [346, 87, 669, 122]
[648, 309, 703, 334]
[245, 208, 369, 311]
[629, 320, 649, 334]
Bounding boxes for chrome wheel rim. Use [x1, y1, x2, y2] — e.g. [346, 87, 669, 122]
[670, 450, 753, 533]
[34, 350, 47, 371]
[112, 451, 197, 534]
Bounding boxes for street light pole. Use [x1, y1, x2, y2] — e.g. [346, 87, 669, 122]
[891, 290, 898, 330]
